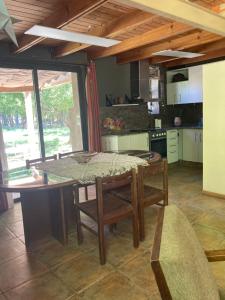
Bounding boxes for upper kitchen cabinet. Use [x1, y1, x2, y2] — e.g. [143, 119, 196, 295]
[188, 66, 203, 103]
[166, 66, 203, 105]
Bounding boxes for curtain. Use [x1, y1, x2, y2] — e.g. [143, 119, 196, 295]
[86, 61, 102, 152]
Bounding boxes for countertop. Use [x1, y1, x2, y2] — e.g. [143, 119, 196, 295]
[101, 125, 203, 136]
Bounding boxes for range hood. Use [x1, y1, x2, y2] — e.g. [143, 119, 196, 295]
[130, 59, 161, 101]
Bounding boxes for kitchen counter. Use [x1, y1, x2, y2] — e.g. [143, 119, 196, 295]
[164, 125, 203, 130]
[101, 125, 202, 136]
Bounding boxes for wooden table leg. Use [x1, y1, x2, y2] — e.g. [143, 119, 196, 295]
[20, 190, 52, 248]
[21, 186, 74, 248]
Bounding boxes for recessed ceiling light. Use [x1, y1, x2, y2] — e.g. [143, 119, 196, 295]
[25, 25, 120, 47]
[152, 50, 204, 58]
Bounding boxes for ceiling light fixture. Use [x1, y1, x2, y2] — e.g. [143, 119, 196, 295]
[152, 50, 204, 58]
[25, 25, 120, 47]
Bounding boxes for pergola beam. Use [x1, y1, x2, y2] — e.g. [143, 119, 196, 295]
[54, 10, 157, 57]
[14, 0, 108, 54]
[117, 0, 225, 36]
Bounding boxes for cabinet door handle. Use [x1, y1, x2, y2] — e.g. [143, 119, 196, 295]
[179, 94, 181, 103]
[195, 132, 197, 142]
[200, 133, 202, 143]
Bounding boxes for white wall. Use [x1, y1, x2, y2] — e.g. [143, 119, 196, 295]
[95, 57, 130, 106]
[203, 60, 225, 195]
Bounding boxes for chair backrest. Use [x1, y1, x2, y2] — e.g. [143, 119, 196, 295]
[58, 150, 84, 159]
[26, 154, 57, 169]
[151, 205, 220, 300]
[138, 159, 168, 199]
[95, 169, 137, 213]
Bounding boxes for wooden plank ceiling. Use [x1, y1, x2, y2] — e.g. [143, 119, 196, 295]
[2, 0, 225, 67]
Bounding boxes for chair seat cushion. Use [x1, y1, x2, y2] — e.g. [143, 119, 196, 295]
[158, 205, 220, 300]
[76, 193, 133, 224]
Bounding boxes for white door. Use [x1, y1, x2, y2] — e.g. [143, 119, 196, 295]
[130, 133, 149, 150]
[117, 135, 131, 151]
[178, 81, 190, 104]
[183, 129, 198, 162]
[197, 129, 203, 163]
[189, 66, 203, 103]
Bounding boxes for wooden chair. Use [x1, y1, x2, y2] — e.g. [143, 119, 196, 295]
[74, 169, 139, 265]
[58, 150, 84, 159]
[110, 159, 168, 241]
[151, 205, 225, 300]
[58, 150, 92, 201]
[25, 154, 57, 169]
[137, 158, 168, 241]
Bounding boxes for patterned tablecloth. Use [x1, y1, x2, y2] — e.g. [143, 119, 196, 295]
[36, 152, 148, 184]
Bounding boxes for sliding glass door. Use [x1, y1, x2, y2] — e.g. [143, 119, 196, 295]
[37, 70, 83, 156]
[0, 68, 40, 171]
[0, 67, 84, 174]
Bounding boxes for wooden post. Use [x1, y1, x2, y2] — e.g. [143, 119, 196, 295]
[67, 73, 83, 151]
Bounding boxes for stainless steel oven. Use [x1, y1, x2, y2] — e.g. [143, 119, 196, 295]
[149, 129, 167, 158]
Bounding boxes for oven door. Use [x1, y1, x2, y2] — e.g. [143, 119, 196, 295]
[150, 138, 167, 158]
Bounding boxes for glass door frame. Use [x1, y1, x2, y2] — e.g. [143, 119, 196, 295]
[0, 61, 88, 164]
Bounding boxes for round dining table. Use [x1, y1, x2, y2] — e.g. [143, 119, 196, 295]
[0, 152, 161, 248]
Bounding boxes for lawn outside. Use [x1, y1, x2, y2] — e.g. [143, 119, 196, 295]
[3, 127, 72, 170]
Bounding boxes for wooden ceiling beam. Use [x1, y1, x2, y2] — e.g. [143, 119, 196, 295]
[117, 0, 225, 36]
[163, 47, 225, 68]
[88, 22, 193, 59]
[116, 31, 222, 64]
[53, 10, 156, 57]
[163, 39, 225, 67]
[149, 37, 225, 65]
[14, 0, 108, 54]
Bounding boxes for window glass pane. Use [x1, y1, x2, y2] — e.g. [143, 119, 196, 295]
[0, 68, 40, 171]
[38, 70, 83, 156]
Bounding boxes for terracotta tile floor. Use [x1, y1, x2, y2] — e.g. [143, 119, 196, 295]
[0, 165, 225, 299]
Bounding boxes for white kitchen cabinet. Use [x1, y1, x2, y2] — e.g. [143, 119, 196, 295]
[182, 129, 203, 162]
[101, 133, 149, 152]
[167, 81, 189, 105]
[178, 129, 183, 160]
[189, 66, 203, 103]
[167, 129, 179, 163]
[167, 65, 203, 105]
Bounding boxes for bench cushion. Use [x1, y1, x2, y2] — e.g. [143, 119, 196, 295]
[159, 205, 220, 300]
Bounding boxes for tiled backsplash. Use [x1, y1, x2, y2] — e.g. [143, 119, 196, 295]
[100, 104, 149, 131]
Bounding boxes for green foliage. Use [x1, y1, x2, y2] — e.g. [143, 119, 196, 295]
[0, 92, 25, 116]
[40, 83, 74, 121]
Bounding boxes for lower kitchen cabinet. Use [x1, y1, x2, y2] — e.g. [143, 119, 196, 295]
[182, 129, 203, 163]
[167, 129, 179, 163]
[101, 133, 149, 152]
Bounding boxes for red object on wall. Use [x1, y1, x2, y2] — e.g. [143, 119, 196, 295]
[86, 61, 102, 152]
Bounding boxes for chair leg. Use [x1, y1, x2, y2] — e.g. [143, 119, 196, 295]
[74, 206, 83, 244]
[74, 186, 83, 244]
[139, 205, 145, 241]
[132, 212, 139, 248]
[85, 186, 88, 201]
[98, 222, 106, 265]
[109, 223, 117, 233]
